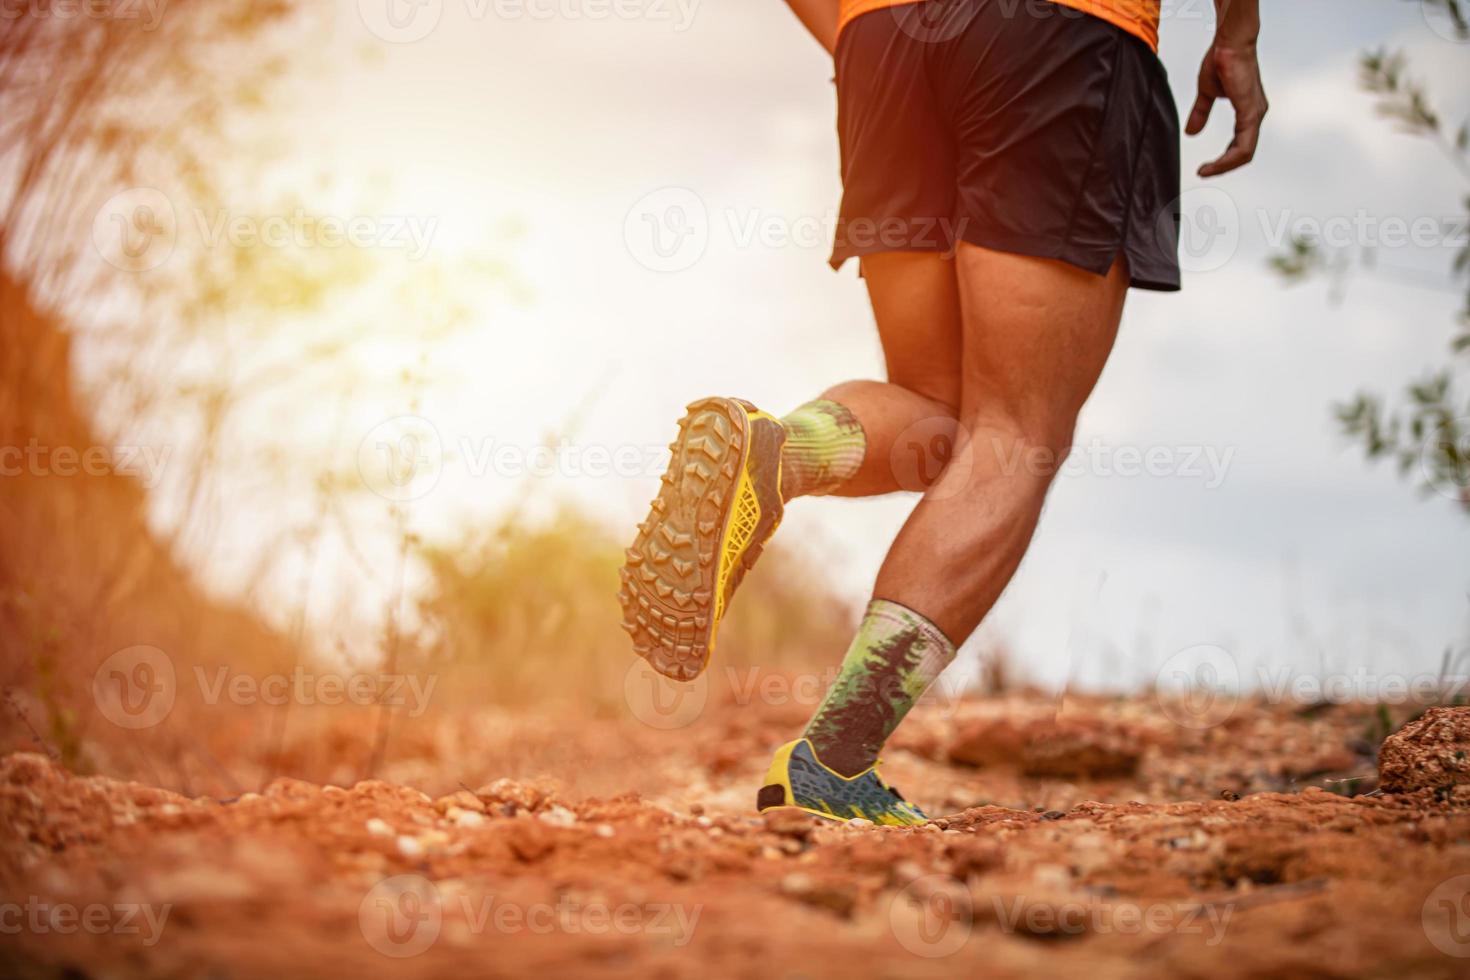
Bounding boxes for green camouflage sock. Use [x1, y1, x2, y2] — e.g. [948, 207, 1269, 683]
[803, 599, 957, 776]
[779, 399, 866, 500]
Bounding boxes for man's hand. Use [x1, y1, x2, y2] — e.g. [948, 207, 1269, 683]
[1186, 2, 1267, 178]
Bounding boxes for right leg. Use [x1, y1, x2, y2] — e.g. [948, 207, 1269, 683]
[780, 250, 963, 500]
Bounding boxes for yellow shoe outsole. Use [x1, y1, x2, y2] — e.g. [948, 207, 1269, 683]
[619, 397, 785, 682]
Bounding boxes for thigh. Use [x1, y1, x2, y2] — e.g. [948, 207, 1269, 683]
[954, 243, 1128, 449]
[861, 251, 964, 412]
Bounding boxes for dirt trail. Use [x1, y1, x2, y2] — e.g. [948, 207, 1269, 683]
[4, 695, 1469, 978]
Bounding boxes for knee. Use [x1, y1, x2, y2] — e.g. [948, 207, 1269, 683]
[888, 370, 961, 418]
[955, 404, 1080, 488]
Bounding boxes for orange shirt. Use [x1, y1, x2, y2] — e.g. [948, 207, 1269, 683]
[838, 0, 1161, 52]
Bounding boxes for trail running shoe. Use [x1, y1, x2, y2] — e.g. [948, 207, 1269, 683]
[756, 738, 928, 827]
[619, 397, 785, 682]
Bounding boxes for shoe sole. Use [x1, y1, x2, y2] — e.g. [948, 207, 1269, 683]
[619, 397, 780, 682]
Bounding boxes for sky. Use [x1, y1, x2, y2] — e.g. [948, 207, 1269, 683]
[116, 0, 1470, 692]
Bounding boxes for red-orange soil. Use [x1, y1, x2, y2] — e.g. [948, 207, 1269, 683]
[4, 693, 1469, 978]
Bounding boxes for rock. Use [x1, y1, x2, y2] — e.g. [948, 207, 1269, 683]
[475, 778, 538, 812]
[948, 717, 1142, 779]
[449, 808, 485, 828]
[780, 872, 858, 917]
[365, 817, 393, 836]
[435, 790, 486, 814]
[763, 809, 817, 839]
[1378, 706, 1470, 793]
[537, 805, 576, 828]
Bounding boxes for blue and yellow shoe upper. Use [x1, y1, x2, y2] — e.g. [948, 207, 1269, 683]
[757, 738, 927, 827]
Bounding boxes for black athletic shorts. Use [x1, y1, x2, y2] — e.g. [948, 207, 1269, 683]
[830, 0, 1181, 291]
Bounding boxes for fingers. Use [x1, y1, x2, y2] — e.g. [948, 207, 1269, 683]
[1198, 106, 1264, 178]
[1185, 91, 1215, 137]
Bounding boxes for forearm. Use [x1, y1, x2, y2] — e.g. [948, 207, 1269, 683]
[783, 0, 838, 56]
[1213, 0, 1261, 44]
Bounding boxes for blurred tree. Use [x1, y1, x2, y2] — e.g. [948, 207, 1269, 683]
[1270, 4, 1469, 514]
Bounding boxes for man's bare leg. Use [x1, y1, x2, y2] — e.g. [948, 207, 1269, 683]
[797, 245, 1127, 778]
[872, 246, 1128, 640]
[781, 250, 962, 500]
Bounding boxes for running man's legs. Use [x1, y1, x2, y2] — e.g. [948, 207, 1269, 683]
[781, 250, 962, 500]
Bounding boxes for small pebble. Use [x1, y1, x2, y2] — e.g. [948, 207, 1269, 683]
[366, 818, 393, 837]
[396, 835, 423, 858]
[538, 806, 577, 828]
[452, 809, 485, 829]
